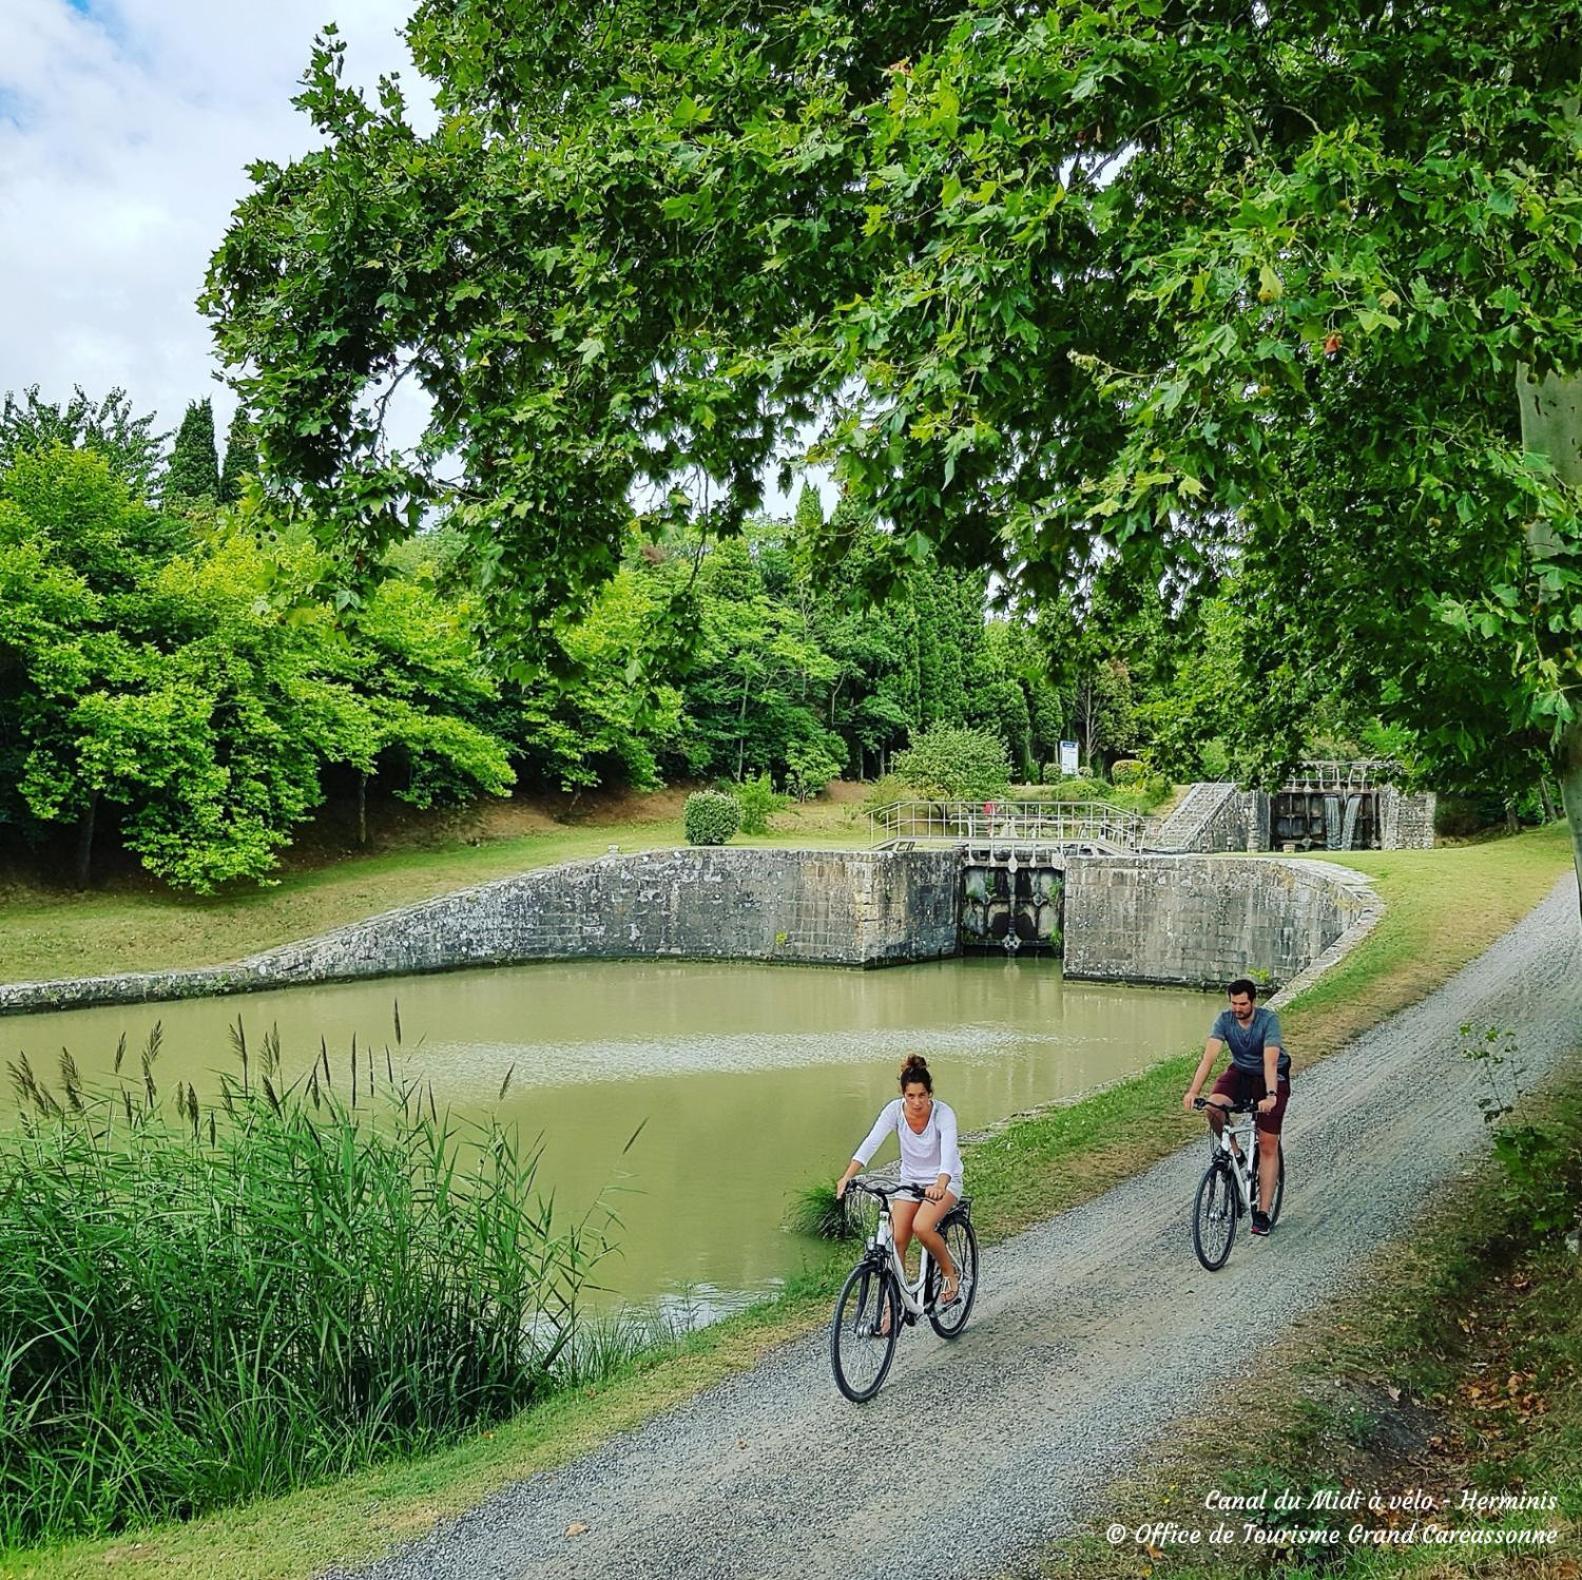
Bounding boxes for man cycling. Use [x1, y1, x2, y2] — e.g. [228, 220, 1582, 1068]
[1182, 977, 1289, 1236]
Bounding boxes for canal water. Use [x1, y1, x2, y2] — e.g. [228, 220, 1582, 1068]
[1, 958, 1212, 1320]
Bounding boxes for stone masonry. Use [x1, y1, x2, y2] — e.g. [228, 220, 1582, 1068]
[1147, 782, 1245, 853]
[0, 847, 1380, 1016]
[1061, 854, 1380, 991]
[1151, 780, 1435, 854]
[0, 849, 962, 1016]
[1379, 786, 1438, 850]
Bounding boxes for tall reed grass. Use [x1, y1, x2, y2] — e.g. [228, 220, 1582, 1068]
[784, 1180, 858, 1240]
[0, 1019, 619, 1549]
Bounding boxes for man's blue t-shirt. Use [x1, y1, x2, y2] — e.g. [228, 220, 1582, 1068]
[1210, 1006, 1290, 1078]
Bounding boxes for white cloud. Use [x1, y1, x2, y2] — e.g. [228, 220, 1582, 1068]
[0, 2, 832, 516]
[0, 0, 428, 444]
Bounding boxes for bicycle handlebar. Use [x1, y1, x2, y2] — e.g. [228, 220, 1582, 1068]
[843, 1178, 933, 1203]
[1193, 1096, 1262, 1115]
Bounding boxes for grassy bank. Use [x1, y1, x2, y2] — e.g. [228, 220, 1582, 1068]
[1, 824, 1571, 1577]
[1295, 826, 1577, 1055]
[1037, 1072, 1582, 1580]
[0, 796, 869, 988]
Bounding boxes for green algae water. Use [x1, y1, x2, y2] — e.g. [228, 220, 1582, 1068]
[1, 958, 1211, 1319]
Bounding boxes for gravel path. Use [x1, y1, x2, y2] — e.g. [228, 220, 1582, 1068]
[332, 875, 1582, 1580]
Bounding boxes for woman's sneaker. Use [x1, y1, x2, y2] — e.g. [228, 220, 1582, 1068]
[1251, 1209, 1272, 1236]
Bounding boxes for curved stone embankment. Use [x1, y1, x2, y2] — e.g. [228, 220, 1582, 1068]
[0, 849, 961, 1015]
[1061, 854, 1381, 992]
[0, 847, 1380, 1016]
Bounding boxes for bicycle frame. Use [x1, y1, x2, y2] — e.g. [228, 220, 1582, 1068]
[851, 1184, 943, 1319]
[1210, 1109, 1263, 1211]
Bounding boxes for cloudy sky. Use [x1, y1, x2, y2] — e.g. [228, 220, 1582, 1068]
[0, 0, 430, 442]
[0, 0, 826, 512]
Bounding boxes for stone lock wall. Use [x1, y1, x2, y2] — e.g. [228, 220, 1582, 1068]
[0, 849, 962, 1015]
[248, 847, 962, 981]
[0, 846, 1380, 1016]
[1155, 781, 1435, 854]
[1061, 854, 1380, 991]
[1379, 787, 1438, 850]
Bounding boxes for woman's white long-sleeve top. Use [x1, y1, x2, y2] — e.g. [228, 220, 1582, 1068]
[852, 1099, 963, 1195]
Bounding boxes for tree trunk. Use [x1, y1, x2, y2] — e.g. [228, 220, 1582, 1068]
[357, 773, 368, 848]
[74, 791, 98, 890]
[1559, 718, 1582, 921]
[1538, 777, 1558, 824]
[737, 674, 750, 782]
[1517, 364, 1582, 918]
[1077, 679, 1097, 771]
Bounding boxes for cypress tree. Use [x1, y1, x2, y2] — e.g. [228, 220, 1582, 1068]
[165, 399, 220, 501]
[219, 406, 259, 503]
[791, 482, 824, 538]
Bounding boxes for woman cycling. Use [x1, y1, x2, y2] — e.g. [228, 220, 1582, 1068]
[836, 1054, 963, 1305]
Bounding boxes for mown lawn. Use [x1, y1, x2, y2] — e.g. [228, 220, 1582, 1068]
[0, 823, 1572, 1579]
[0, 801, 871, 987]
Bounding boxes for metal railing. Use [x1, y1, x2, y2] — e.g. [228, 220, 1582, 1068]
[1280, 760, 1401, 793]
[868, 800, 1145, 854]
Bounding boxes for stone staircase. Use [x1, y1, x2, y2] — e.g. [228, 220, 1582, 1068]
[1143, 781, 1243, 853]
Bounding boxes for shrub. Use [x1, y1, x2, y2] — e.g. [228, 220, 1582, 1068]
[891, 724, 1011, 801]
[684, 789, 741, 845]
[1111, 758, 1145, 785]
[734, 772, 787, 835]
[0, 1039, 614, 1547]
[1046, 774, 1110, 802]
[859, 773, 912, 812]
[1041, 770, 1176, 815]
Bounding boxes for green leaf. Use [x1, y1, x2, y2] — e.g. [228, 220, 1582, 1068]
[669, 96, 713, 132]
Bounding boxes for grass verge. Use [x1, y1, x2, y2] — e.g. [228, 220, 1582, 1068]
[1, 823, 1572, 1576]
[1035, 1069, 1582, 1580]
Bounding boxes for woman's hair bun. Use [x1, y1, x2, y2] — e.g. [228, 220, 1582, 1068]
[898, 1054, 933, 1091]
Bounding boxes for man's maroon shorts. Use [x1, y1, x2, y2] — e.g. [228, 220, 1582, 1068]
[1211, 1067, 1291, 1134]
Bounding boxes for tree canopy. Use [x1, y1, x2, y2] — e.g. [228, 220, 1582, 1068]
[0, 444, 514, 890]
[202, 1, 1582, 886]
[219, 407, 260, 504]
[0, 386, 167, 499]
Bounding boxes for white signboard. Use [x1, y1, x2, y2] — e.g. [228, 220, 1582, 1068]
[1059, 740, 1080, 777]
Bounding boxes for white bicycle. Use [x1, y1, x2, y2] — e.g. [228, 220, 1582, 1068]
[1191, 1095, 1285, 1269]
[829, 1180, 979, 1402]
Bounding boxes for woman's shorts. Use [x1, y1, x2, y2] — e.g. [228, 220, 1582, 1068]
[1210, 1068, 1290, 1135]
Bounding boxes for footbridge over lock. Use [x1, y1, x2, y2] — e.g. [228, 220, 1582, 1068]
[868, 800, 1145, 952]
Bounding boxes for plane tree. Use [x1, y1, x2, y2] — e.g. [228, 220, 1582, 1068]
[203, 0, 1582, 900]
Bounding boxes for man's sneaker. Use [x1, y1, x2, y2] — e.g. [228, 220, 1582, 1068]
[1251, 1209, 1271, 1237]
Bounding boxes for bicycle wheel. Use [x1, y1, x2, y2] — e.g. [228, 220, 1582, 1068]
[1253, 1141, 1286, 1228]
[927, 1214, 979, 1339]
[830, 1261, 900, 1402]
[1192, 1161, 1237, 1271]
